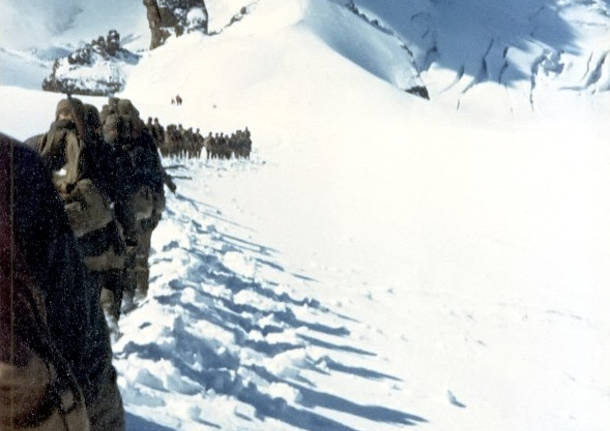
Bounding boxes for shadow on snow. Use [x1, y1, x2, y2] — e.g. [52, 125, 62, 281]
[121, 184, 425, 430]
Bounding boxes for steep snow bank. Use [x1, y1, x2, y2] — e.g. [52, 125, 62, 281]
[302, 0, 422, 91]
[125, 0, 423, 102]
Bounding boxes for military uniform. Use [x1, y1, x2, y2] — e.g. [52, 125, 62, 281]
[101, 98, 167, 305]
[36, 100, 129, 329]
[1, 133, 123, 431]
[34, 99, 127, 430]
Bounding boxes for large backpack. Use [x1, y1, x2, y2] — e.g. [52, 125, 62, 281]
[0, 135, 90, 431]
[39, 121, 117, 249]
[38, 121, 86, 195]
[101, 99, 163, 222]
[63, 179, 114, 239]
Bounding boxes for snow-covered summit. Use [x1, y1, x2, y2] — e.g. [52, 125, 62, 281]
[42, 30, 140, 96]
[114, 0, 610, 119]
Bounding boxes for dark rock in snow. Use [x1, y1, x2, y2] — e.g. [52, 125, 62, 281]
[406, 85, 430, 100]
[144, 0, 209, 49]
[42, 30, 139, 96]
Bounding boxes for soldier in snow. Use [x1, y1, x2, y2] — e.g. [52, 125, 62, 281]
[1, 132, 124, 430]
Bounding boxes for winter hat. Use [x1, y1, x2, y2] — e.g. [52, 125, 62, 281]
[55, 97, 84, 121]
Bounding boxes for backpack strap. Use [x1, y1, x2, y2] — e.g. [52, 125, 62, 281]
[0, 137, 85, 430]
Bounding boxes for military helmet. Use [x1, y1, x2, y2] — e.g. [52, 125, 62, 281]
[56, 97, 85, 123]
[117, 99, 139, 118]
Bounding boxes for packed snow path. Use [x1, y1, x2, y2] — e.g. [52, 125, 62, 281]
[115, 153, 610, 431]
[116, 159, 427, 431]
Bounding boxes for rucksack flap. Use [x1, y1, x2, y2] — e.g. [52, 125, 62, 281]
[64, 179, 114, 238]
[51, 128, 86, 197]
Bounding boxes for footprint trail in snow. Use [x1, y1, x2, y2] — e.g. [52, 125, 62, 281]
[115, 161, 426, 431]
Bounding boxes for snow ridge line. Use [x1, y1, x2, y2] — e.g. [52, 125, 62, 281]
[346, 1, 428, 94]
[207, 0, 262, 36]
[346, 1, 396, 37]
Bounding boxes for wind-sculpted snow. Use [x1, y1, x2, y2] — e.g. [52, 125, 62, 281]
[350, 0, 574, 78]
[115, 161, 426, 430]
[302, 0, 424, 94]
[348, 0, 610, 108]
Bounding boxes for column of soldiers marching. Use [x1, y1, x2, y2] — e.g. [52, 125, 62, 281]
[147, 117, 252, 160]
[0, 96, 177, 430]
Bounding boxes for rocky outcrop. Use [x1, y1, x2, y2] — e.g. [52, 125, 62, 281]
[406, 86, 430, 100]
[143, 0, 209, 49]
[42, 31, 139, 96]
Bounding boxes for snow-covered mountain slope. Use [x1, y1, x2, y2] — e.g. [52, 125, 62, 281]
[124, 0, 426, 104]
[3, 0, 608, 109]
[120, 0, 610, 115]
[0, 0, 149, 51]
[42, 31, 140, 96]
[0, 0, 149, 94]
[352, 0, 610, 111]
[0, 47, 52, 89]
[1, 0, 610, 430]
[0, 0, 148, 90]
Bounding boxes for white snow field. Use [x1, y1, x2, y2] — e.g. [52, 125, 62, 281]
[1, 0, 610, 430]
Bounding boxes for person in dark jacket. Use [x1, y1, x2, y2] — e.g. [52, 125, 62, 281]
[0, 133, 124, 430]
[101, 98, 169, 306]
[36, 98, 130, 329]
